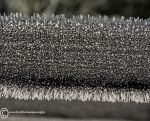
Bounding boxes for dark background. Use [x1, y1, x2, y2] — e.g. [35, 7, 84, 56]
[0, 0, 150, 18]
[1, 0, 150, 121]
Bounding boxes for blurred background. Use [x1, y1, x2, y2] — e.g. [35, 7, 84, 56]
[0, 0, 150, 18]
[1, 97, 150, 121]
[1, 0, 150, 121]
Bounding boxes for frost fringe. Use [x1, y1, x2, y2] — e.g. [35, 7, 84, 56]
[0, 84, 150, 103]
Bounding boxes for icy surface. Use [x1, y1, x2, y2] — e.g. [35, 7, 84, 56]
[0, 84, 150, 103]
[0, 14, 150, 102]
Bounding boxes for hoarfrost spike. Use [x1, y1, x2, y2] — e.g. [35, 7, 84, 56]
[0, 13, 150, 103]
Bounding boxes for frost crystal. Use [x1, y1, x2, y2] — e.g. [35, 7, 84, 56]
[0, 14, 150, 103]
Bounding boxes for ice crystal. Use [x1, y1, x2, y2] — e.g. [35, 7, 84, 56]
[0, 13, 150, 103]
